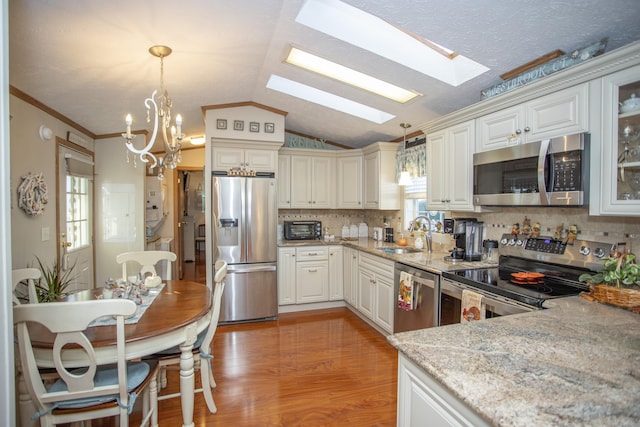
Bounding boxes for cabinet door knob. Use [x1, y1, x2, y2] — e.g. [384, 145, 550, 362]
[515, 129, 522, 135]
[524, 126, 531, 132]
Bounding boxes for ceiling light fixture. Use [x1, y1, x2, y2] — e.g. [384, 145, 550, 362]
[267, 75, 395, 124]
[122, 45, 183, 179]
[398, 123, 412, 186]
[296, 0, 489, 86]
[285, 47, 419, 103]
[190, 136, 206, 146]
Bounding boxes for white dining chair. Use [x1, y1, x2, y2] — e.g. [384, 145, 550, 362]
[13, 299, 159, 427]
[116, 250, 177, 281]
[12, 267, 41, 305]
[154, 260, 227, 413]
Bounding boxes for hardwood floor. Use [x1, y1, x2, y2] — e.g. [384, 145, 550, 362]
[116, 256, 398, 426]
[123, 307, 399, 426]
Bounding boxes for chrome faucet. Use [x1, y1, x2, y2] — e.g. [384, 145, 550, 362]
[409, 215, 433, 253]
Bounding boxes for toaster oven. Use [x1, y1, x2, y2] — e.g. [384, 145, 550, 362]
[283, 221, 322, 240]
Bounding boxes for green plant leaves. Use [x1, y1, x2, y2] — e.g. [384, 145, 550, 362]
[579, 254, 640, 289]
[34, 257, 77, 302]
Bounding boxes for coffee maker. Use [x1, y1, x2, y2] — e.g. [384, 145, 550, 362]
[449, 218, 484, 261]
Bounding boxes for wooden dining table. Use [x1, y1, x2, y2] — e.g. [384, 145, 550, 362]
[18, 280, 212, 427]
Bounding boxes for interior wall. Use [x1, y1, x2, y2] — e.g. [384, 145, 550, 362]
[94, 135, 145, 282]
[9, 94, 94, 270]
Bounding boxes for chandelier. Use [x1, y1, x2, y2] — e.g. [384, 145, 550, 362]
[122, 45, 183, 179]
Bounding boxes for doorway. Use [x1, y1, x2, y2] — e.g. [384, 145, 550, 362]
[173, 167, 205, 283]
[57, 141, 95, 291]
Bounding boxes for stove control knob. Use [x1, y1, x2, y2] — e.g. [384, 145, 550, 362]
[515, 239, 524, 246]
[579, 245, 591, 256]
[508, 238, 517, 246]
[593, 247, 606, 258]
[500, 238, 508, 245]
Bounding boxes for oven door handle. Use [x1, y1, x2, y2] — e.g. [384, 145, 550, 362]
[537, 138, 551, 205]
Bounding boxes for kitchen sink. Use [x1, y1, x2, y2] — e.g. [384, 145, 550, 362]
[376, 247, 423, 254]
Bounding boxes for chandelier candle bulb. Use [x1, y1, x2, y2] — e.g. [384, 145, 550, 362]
[125, 114, 132, 139]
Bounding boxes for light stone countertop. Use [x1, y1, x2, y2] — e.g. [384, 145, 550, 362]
[388, 297, 640, 426]
[278, 237, 495, 273]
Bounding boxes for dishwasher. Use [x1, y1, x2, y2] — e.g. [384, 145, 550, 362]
[393, 263, 439, 333]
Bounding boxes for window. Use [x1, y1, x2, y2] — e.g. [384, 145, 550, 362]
[66, 175, 91, 250]
[402, 176, 444, 231]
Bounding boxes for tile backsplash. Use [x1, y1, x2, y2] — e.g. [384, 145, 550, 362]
[279, 207, 640, 252]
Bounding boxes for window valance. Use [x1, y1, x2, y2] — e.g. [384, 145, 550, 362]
[396, 142, 426, 181]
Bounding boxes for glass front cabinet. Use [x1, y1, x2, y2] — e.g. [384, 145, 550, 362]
[595, 65, 640, 215]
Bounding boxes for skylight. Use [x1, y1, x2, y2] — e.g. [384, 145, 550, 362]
[285, 47, 420, 103]
[266, 75, 395, 124]
[295, 0, 489, 87]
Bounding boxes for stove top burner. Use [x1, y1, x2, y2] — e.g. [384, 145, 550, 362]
[441, 233, 612, 307]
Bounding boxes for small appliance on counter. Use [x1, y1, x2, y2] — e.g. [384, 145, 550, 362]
[445, 218, 484, 262]
[384, 227, 394, 243]
[283, 220, 322, 240]
[372, 226, 384, 241]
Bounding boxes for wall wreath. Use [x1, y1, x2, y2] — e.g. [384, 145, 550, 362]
[17, 172, 48, 216]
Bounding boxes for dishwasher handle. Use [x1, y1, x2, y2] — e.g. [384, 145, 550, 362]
[410, 276, 436, 309]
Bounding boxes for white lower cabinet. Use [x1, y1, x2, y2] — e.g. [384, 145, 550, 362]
[295, 246, 329, 303]
[328, 246, 343, 301]
[277, 247, 296, 305]
[397, 353, 490, 427]
[358, 252, 395, 334]
[343, 246, 359, 307]
[296, 259, 329, 303]
[278, 245, 343, 306]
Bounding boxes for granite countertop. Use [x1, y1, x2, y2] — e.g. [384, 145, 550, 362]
[278, 237, 496, 273]
[388, 297, 640, 426]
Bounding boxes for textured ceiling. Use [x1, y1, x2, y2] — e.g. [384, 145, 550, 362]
[9, 0, 640, 148]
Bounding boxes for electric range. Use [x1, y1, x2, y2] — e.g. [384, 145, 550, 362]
[442, 233, 614, 308]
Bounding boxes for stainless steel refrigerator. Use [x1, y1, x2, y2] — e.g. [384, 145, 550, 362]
[211, 174, 278, 323]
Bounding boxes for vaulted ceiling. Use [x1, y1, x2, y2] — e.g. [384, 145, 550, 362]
[9, 0, 640, 148]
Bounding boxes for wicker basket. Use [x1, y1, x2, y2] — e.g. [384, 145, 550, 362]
[590, 284, 640, 314]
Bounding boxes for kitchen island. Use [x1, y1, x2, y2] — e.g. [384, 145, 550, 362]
[388, 296, 640, 426]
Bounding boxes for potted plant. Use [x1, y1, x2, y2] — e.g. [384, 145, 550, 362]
[33, 257, 77, 302]
[579, 252, 640, 312]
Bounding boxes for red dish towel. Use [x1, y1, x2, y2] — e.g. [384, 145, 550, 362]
[461, 289, 485, 322]
[397, 271, 414, 311]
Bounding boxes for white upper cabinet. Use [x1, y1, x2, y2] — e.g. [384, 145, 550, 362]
[362, 142, 400, 210]
[281, 149, 335, 209]
[336, 153, 363, 209]
[476, 84, 589, 151]
[590, 64, 640, 216]
[277, 154, 291, 208]
[212, 146, 278, 172]
[427, 120, 475, 211]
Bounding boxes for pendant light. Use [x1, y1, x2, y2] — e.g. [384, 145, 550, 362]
[398, 123, 412, 186]
[122, 45, 183, 179]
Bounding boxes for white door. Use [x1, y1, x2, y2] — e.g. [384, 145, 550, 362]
[58, 144, 94, 292]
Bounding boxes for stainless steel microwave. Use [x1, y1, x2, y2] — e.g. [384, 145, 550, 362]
[283, 220, 322, 240]
[473, 133, 589, 206]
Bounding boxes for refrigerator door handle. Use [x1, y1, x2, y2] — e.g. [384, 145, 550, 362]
[227, 263, 277, 273]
